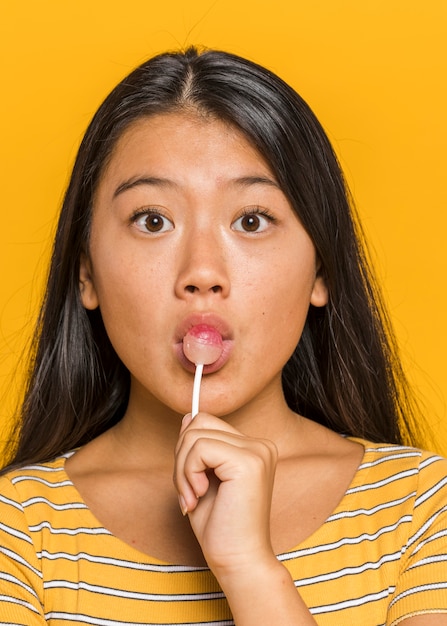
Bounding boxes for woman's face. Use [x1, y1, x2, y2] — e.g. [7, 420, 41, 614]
[80, 112, 327, 419]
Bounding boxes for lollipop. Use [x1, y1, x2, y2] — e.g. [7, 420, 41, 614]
[183, 324, 223, 365]
[183, 325, 223, 417]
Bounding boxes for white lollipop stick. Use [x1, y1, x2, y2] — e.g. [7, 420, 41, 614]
[183, 325, 224, 418]
[191, 363, 204, 417]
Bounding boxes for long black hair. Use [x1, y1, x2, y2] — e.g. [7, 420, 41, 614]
[3, 47, 424, 469]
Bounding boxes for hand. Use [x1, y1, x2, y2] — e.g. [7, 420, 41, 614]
[173, 412, 278, 577]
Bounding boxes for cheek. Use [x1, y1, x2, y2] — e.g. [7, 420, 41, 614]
[89, 256, 169, 354]
[241, 257, 315, 361]
[274, 257, 317, 332]
[90, 234, 170, 305]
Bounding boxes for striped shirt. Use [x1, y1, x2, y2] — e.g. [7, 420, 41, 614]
[0, 438, 446, 625]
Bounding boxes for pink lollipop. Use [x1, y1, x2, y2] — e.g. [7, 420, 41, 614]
[183, 324, 223, 365]
[183, 325, 223, 417]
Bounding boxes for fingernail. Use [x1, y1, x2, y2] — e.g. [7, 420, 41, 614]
[181, 413, 193, 430]
[178, 494, 188, 516]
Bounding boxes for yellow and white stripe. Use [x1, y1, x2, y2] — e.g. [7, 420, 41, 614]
[0, 439, 446, 625]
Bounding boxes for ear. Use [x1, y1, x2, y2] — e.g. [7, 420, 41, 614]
[310, 272, 328, 308]
[79, 253, 99, 310]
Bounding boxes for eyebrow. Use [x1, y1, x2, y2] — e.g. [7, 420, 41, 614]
[233, 176, 280, 189]
[113, 176, 175, 198]
[113, 174, 281, 198]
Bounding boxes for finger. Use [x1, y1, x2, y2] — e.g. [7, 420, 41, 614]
[174, 414, 278, 515]
[177, 434, 276, 510]
[174, 432, 223, 513]
[174, 428, 251, 504]
[175, 416, 247, 461]
[179, 412, 242, 438]
[175, 414, 214, 511]
[179, 413, 193, 435]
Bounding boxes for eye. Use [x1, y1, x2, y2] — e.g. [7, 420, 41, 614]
[232, 208, 275, 233]
[131, 209, 174, 234]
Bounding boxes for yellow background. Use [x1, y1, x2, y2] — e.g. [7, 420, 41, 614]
[0, 1, 446, 458]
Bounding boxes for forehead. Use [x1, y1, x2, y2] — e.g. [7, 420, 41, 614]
[98, 111, 276, 190]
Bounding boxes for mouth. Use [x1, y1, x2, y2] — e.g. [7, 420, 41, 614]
[174, 313, 234, 374]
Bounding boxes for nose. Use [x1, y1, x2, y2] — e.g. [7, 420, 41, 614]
[174, 230, 230, 299]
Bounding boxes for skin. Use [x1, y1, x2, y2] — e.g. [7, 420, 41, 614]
[66, 111, 442, 625]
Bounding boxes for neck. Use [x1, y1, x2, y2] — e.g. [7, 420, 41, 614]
[110, 376, 308, 467]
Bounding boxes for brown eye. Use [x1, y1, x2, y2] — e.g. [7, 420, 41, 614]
[144, 214, 164, 232]
[232, 209, 274, 233]
[133, 210, 174, 234]
[240, 214, 261, 232]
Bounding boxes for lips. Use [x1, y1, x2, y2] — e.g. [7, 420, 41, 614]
[174, 313, 234, 374]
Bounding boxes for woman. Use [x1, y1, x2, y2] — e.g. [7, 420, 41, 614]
[1, 47, 446, 625]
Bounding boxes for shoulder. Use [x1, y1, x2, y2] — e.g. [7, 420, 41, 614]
[352, 437, 446, 469]
[1, 452, 73, 483]
[359, 443, 447, 621]
[351, 438, 447, 514]
[0, 453, 87, 564]
[0, 453, 78, 513]
[0, 456, 77, 619]
[353, 438, 447, 478]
